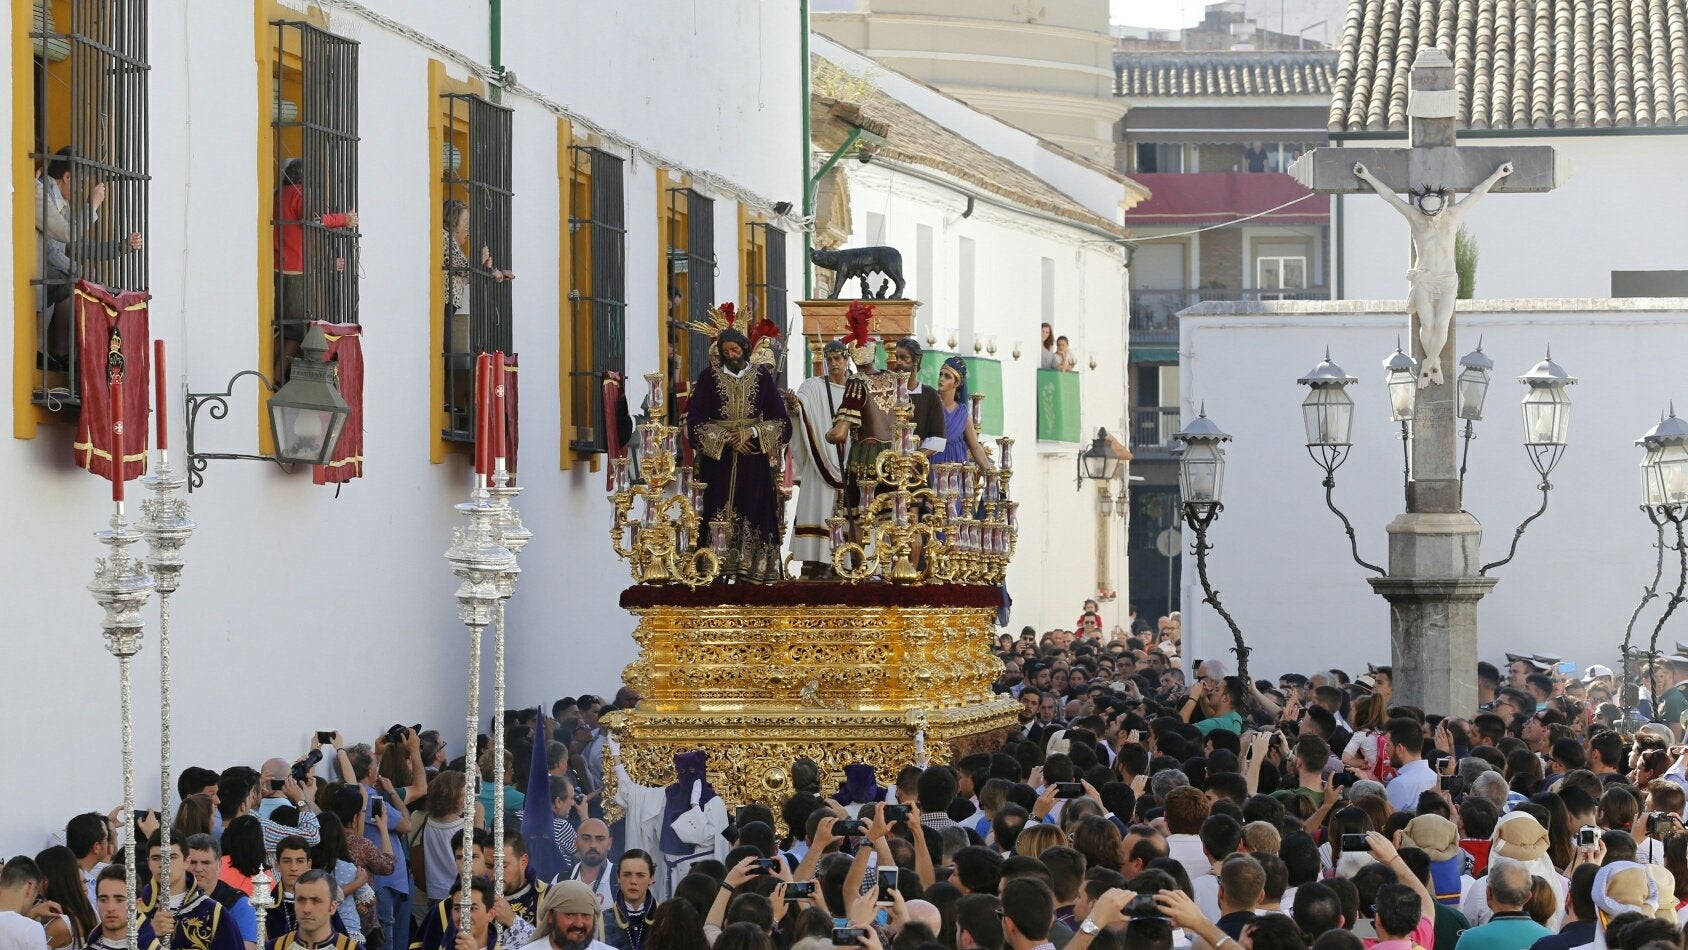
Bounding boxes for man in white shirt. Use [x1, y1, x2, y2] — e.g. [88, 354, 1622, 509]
[1161, 787, 1213, 882]
[0, 856, 50, 950]
[1385, 719, 1438, 812]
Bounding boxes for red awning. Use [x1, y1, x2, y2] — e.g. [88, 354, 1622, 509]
[1126, 172, 1328, 226]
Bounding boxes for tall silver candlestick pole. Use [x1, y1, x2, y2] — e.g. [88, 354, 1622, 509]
[90, 504, 156, 950]
[445, 471, 514, 933]
[486, 461, 529, 897]
[137, 452, 193, 896]
[250, 866, 275, 950]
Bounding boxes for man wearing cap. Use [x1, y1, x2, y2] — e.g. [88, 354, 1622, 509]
[786, 339, 852, 577]
[517, 880, 613, 950]
[1656, 646, 1688, 727]
[1505, 654, 1547, 690]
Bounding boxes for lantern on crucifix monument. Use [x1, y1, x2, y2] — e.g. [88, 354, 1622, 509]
[1297, 349, 1358, 471]
[1456, 340, 1494, 422]
[1643, 409, 1688, 509]
[1518, 351, 1575, 480]
[1383, 343, 1417, 423]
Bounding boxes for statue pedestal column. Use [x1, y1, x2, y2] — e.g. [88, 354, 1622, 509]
[1367, 513, 1496, 714]
[795, 299, 921, 372]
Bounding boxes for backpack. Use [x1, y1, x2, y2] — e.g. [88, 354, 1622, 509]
[1373, 732, 1398, 783]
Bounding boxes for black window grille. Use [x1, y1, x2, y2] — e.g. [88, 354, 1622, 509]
[746, 221, 788, 384]
[271, 20, 359, 380]
[665, 187, 715, 393]
[567, 146, 626, 454]
[30, 0, 150, 409]
[440, 92, 514, 442]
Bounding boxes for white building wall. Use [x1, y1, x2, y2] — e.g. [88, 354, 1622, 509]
[834, 161, 1131, 632]
[0, 0, 800, 850]
[1176, 298, 1688, 680]
[1338, 134, 1688, 300]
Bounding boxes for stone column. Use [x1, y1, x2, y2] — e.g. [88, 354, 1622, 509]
[1368, 515, 1496, 714]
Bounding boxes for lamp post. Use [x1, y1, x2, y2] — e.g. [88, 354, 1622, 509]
[1454, 340, 1493, 487]
[1076, 428, 1123, 489]
[1632, 410, 1688, 717]
[1480, 352, 1576, 575]
[1384, 342, 1417, 503]
[1297, 352, 1383, 575]
[1173, 407, 1250, 680]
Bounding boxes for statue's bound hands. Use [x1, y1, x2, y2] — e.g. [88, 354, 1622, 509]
[1498, 161, 1514, 176]
[1352, 162, 1368, 177]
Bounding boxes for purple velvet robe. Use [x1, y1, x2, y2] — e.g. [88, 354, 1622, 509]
[684, 363, 791, 583]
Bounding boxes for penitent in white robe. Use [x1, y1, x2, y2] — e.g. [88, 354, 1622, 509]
[789, 374, 850, 564]
[613, 760, 729, 902]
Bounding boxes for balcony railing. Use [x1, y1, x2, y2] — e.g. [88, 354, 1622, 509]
[1131, 406, 1183, 456]
[1130, 287, 1331, 346]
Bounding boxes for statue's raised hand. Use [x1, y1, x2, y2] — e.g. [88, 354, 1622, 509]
[1498, 161, 1514, 177]
[1352, 162, 1369, 177]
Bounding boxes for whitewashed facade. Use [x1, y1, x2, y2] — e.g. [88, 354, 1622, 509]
[0, 0, 803, 850]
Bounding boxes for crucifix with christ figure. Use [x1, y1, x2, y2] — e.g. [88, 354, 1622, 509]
[1291, 47, 1565, 513]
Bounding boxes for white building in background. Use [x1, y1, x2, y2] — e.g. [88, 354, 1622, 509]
[810, 36, 1138, 634]
[1327, 1, 1688, 300]
[2, 0, 803, 850]
[1175, 298, 1688, 678]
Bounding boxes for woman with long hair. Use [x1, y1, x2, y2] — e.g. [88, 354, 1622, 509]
[712, 922, 772, 950]
[930, 357, 994, 478]
[1505, 749, 1543, 796]
[1039, 323, 1057, 368]
[1011, 822, 1065, 860]
[417, 770, 471, 903]
[311, 811, 368, 940]
[172, 792, 215, 839]
[1322, 806, 1376, 877]
[1528, 792, 1575, 872]
[1340, 694, 1392, 780]
[640, 899, 709, 950]
[220, 814, 266, 895]
[36, 846, 95, 949]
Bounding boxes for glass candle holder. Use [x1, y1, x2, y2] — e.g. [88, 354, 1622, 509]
[985, 471, 1001, 501]
[962, 466, 977, 498]
[675, 467, 692, 498]
[895, 372, 910, 406]
[894, 493, 908, 525]
[827, 517, 847, 546]
[710, 520, 730, 554]
[641, 426, 657, 458]
[860, 481, 878, 511]
[970, 393, 985, 430]
[645, 373, 664, 412]
[629, 522, 643, 552]
[1007, 501, 1019, 532]
[999, 437, 1015, 470]
[612, 457, 632, 493]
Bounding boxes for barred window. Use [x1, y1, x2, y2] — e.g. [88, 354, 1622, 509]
[745, 221, 788, 384]
[29, 0, 149, 410]
[665, 187, 715, 394]
[440, 93, 514, 442]
[270, 19, 359, 381]
[567, 146, 626, 454]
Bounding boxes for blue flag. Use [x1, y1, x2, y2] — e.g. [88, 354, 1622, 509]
[520, 704, 568, 881]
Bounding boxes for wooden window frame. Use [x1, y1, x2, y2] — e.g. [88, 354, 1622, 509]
[564, 142, 625, 457]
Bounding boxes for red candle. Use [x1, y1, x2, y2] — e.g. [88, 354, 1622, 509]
[474, 354, 491, 476]
[153, 340, 167, 453]
[492, 351, 507, 469]
[110, 377, 125, 503]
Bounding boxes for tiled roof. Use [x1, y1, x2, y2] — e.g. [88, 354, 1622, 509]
[813, 56, 1132, 238]
[1115, 51, 1338, 98]
[1330, 0, 1688, 131]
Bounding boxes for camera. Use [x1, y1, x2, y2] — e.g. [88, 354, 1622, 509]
[834, 820, 866, 836]
[1126, 892, 1163, 918]
[1340, 833, 1369, 852]
[1650, 812, 1673, 836]
[386, 723, 415, 745]
[831, 927, 867, 944]
[291, 748, 323, 783]
[1055, 782, 1085, 799]
[1577, 825, 1598, 848]
[877, 868, 899, 902]
[785, 881, 815, 898]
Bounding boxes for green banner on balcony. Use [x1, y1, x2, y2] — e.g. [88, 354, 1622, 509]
[1037, 369, 1081, 443]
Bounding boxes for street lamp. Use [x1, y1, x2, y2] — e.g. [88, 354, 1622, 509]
[1298, 351, 1384, 575]
[1076, 427, 1123, 489]
[1480, 351, 1576, 575]
[1384, 342, 1417, 423]
[1455, 340, 1494, 486]
[1628, 410, 1688, 721]
[1172, 407, 1250, 680]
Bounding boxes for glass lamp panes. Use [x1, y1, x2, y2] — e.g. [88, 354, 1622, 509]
[1653, 442, 1688, 506]
[1456, 363, 1491, 421]
[1179, 442, 1224, 504]
[1301, 386, 1354, 446]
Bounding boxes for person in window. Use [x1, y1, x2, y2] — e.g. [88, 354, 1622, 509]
[443, 199, 515, 417]
[1244, 141, 1269, 173]
[35, 147, 143, 372]
[274, 158, 357, 373]
[1053, 335, 1078, 372]
[1039, 323, 1058, 369]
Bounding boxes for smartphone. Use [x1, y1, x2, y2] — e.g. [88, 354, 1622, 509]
[316, 730, 334, 745]
[1577, 825, 1598, 848]
[834, 820, 866, 836]
[753, 858, 780, 875]
[269, 779, 286, 791]
[881, 805, 908, 822]
[831, 929, 867, 944]
[1558, 662, 1578, 676]
[1055, 782, 1085, 799]
[371, 798, 385, 819]
[877, 868, 899, 902]
[1439, 775, 1458, 791]
[785, 881, 815, 899]
[1340, 833, 1368, 851]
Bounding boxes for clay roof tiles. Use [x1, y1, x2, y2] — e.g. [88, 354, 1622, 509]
[1114, 51, 1337, 99]
[1329, 0, 1688, 131]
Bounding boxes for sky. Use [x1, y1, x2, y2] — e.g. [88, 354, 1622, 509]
[1112, 0, 1204, 30]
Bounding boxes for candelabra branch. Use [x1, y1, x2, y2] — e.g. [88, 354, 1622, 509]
[1620, 512, 1668, 723]
[1457, 419, 1475, 490]
[1182, 501, 1250, 683]
[1645, 507, 1688, 722]
[1479, 480, 1553, 576]
[1305, 445, 1385, 576]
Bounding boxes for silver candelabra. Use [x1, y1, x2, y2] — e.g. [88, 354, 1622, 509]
[485, 465, 529, 897]
[136, 451, 194, 899]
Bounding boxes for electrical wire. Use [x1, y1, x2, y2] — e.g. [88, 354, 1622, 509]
[1129, 192, 1318, 240]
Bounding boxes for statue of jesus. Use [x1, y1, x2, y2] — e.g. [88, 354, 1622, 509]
[1352, 160, 1513, 387]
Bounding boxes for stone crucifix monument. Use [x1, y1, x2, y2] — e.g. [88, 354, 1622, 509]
[1289, 48, 1565, 714]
